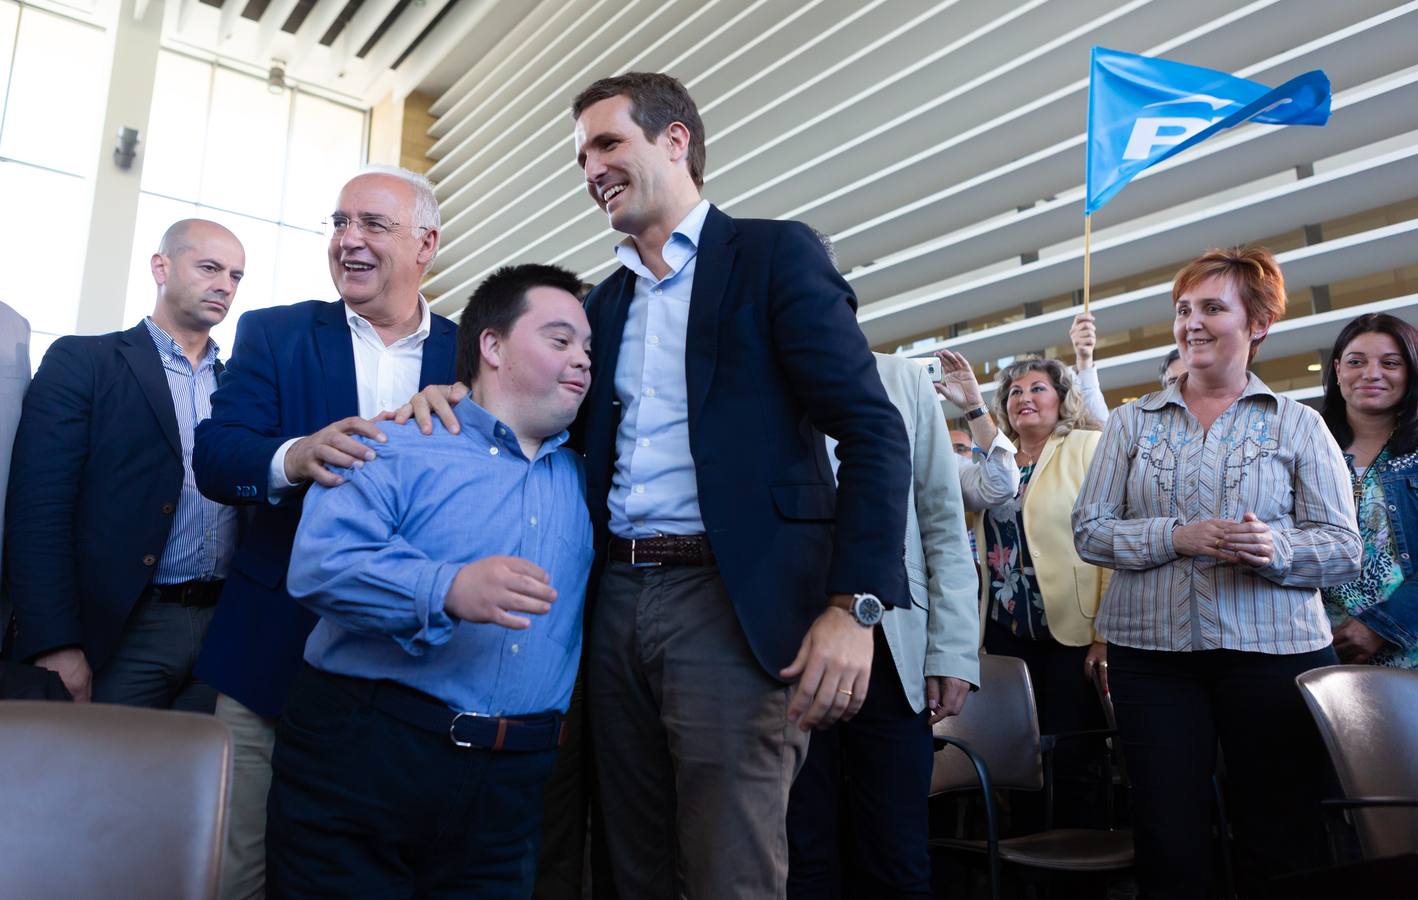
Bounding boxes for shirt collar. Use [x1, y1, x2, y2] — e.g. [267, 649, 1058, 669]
[613, 198, 712, 283]
[144, 317, 219, 368]
[1139, 370, 1276, 411]
[454, 396, 570, 461]
[344, 294, 432, 345]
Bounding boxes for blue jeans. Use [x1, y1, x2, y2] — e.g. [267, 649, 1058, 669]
[266, 667, 557, 899]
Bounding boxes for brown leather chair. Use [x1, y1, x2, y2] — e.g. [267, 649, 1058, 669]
[930, 654, 1132, 900]
[0, 701, 232, 899]
[1296, 665, 1418, 860]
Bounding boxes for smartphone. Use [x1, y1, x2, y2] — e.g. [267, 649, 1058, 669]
[910, 356, 943, 383]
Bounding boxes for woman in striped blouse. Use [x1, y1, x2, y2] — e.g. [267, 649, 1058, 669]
[1072, 246, 1361, 899]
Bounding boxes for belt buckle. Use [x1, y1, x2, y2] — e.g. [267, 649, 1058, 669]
[629, 537, 662, 568]
[449, 710, 488, 749]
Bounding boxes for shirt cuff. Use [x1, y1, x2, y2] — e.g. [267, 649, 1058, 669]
[1073, 364, 1100, 388]
[268, 437, 302, 504]
[982, 429, 1016, 457]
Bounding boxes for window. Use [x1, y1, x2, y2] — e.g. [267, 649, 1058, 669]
[0, 1, 107, 362]
[126, 51, 367, 356]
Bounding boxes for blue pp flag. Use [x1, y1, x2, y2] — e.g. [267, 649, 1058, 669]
[1086, 46, 1331, 215]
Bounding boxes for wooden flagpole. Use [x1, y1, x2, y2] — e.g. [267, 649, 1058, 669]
[1082, 212, 1093, 316]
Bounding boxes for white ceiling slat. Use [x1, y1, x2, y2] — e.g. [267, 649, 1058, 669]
[217, 0, 244, 45]
[254, 0, 302, 61]
[390, 0, 506, 103]
[318, 0, 399, 81]
[286, 0, 349, 72]
[354, 0, 456, 78]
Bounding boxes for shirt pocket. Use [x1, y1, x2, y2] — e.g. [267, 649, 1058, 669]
[542, 535, 594, 651]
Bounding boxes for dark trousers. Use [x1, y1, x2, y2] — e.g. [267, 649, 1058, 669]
[982, 619, 1105, 831]
[786, 627, 933, 899]
[587, 561, 809, 899]
[266, 667, 557, 899]
[1107, 643, 1339, 900]
[92, 593, 216, 712]
[532, 669, 587, 900]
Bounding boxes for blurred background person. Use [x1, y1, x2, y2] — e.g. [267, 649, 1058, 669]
[1319, 312, 1418, 669]
[1159, 347, 1186, 388]
[1074, 245, 1361, 899]
[963, 355, 1108, 832]
[1069, 311, 1110, 423]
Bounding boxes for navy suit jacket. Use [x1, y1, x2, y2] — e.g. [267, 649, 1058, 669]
[575, 206, 911, 677]
[5, 323, 210, 669]
[193, 300, 456, 718]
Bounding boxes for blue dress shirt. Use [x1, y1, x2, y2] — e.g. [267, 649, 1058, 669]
[287, 397, 594, 715]
[143, 318, 237, 584]
[607, 198, 711, 538]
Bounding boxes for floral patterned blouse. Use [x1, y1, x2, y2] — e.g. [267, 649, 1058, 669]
[1322, 452, 1418, 670]
[984, 463, 1050, 640]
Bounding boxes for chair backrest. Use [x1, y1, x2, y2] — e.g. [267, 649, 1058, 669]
[0, 701, 232, 899]
[1296, 665, 1418, 860]
[931, 653, 1043, 795]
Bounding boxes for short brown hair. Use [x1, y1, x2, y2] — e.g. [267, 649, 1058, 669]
[571, 72, 706, 187]
[1171, 245, 1286, 362]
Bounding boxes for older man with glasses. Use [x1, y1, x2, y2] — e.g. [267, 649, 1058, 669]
[191, 166, 458, 900]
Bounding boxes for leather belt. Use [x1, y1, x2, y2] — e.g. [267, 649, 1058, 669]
[608, 534, 714, 567]
[149, 579, 225, 607]
[311, 668, 565, 753]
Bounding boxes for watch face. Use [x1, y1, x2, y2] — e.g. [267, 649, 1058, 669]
[853, 593, 884, 626]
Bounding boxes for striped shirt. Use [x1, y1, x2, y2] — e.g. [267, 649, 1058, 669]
[1072, 374, 1360, 654]
[144, 318, 238, 584]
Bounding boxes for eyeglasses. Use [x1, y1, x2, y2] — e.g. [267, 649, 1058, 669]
[322, 214, 429, 239]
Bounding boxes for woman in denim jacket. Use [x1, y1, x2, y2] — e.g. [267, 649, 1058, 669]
[1321, 312, 1418, 668]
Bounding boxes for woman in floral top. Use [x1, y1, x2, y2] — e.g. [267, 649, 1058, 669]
[1320, 313, 1418, 669]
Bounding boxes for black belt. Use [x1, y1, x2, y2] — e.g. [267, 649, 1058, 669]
[148, 579, 225, 607]
[608, 534, 714, 567]
[311, 668, 565, 753]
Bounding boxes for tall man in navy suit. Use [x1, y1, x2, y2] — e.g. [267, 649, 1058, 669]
[7, 220, 244, 708]
[402, 73, 911, 899]
[192, 166, 457, 900]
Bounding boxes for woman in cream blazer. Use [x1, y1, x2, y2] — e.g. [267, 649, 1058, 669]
[961, 356, 1107, 831]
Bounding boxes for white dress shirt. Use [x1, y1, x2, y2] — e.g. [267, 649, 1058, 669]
[958, 428, 1021, 512]
[268, 296, 432, 499]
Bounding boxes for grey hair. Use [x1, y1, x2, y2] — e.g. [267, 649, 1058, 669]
[355, 164, 440, 231]
[991, 356, 1100, 442]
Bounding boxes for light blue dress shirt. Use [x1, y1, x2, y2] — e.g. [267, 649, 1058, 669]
[143, 318, 237, 585]
[608, 198, 711, 538]
[288, 397, 594, 715]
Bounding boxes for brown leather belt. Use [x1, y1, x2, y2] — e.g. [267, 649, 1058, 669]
[608, 534, 714, 567]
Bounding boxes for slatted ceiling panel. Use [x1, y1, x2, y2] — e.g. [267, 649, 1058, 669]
[932, 219, 1418, 365]
[814, 2, 1417, 271]
[860, 144, 1418, 345]
[419, 0, 1418, 402]
[846, 71, 1418, 309]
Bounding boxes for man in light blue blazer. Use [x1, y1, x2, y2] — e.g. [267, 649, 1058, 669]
[788, 351, 981, 897]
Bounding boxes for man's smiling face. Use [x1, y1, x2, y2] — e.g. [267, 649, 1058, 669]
[574, 94, 681, 239]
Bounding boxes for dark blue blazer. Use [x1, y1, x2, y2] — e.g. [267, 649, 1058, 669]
[575, 206, 911, 677]
[5, 323, 206, 669]
[192, 300, 456, 718]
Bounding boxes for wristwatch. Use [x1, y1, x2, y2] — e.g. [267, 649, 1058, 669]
[831, 592, 885, 627]
[964, 404, 989, 420]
